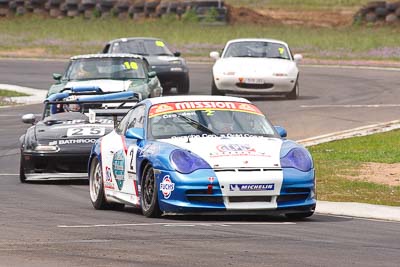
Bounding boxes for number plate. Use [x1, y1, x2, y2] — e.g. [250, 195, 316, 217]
[67, 127, 105, 136]
[244, 78, 264, 84]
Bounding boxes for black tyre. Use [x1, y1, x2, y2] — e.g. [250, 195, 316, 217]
[176, 75, 190, 94]
[287, 81, 299, 100]
[89, 158, 124, 210]
[141, 163, 161, 217]
[211, 78, 224, 96]
[285, 211, 314, 220]
[19, 155, 27, 183]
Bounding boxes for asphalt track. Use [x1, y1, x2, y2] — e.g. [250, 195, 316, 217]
[0, 59, 399, 266]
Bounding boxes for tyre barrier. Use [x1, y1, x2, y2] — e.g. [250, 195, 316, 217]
[355, 1, 400, 24]
[0, 0, 228, 22]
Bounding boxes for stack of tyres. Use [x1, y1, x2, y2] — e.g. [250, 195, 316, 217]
[97, 0, 115, 18]
[80, 0, 97, 19]
[115, 0, 130, 19]
[0, 0, 11, 17]
[30, 0, 47, 14]
[47, 0, 63, 17]
[144, 0, 160, 17]
[132, 0, 145, 19]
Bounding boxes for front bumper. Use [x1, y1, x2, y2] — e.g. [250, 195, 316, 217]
[22, 152, 89, 180]
[156, 168, 315, 215]
[151, 65, 189, 87]
[215, 75, 296, 95]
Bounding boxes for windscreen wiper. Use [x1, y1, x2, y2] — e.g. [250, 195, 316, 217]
[173, 113, 217, 135]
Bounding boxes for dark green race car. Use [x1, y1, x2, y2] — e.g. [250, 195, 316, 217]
[48, 54, 163, 99]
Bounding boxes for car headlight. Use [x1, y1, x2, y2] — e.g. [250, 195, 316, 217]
[280, 147, 312, 172]
[170, 149, 211, 174]
[34, 144, 60, 153]
[170, 60, 182, 65]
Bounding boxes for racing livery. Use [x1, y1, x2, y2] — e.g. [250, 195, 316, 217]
[47, 53, 162, 99]
[89, 95, 315, 219]
[19, 88, 139, 182]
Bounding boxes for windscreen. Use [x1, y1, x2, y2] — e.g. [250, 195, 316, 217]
[66, 57, 147, 81]
[111, 39, 173, 56]
[223, 41, 290, 60]
[148, 101, 276, 139]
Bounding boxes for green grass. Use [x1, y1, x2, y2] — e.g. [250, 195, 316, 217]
[1, 16, 400, 61]
[227, 0, 371, 9]
[0, 89, 29, 97]
[309, 130, 400, 206]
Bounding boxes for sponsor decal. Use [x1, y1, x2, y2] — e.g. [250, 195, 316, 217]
[208, 177, 215, 183]
[229, 184, 275, 191]
[170, 134, 270, 139]
[160, 175, 175, 199]
[56, 139, 97, 145]
[211, 144, 271, 158]
[149, 101, 263, 118]
[217, 144, 255, 153]
[112, 150, 125, 190]
[104, 166, 115, 190]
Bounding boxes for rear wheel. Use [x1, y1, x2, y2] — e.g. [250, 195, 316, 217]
[141, 163, 161, 217]
[89, 158, 124, 210]
[211, 78, 225, 96]
[176, 75, 190, 94]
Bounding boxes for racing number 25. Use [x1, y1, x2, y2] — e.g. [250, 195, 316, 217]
[67, 127, 105, 136]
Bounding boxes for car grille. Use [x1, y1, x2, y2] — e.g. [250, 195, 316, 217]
[236, 83, 274, 89]
[186, 189, 224, 205]
[229, 196, 272, 203]
[277, 188, 310, 204]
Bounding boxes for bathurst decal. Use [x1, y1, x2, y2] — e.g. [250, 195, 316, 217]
[229, 184, 275, 191]
[49, 139, 97, 145]
[160, 175, 175, 199]
[149, 101, 263, 118]
[112, 150, 125, 190]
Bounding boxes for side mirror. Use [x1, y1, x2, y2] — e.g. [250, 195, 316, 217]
[126, 128, 144, 140]
[22, 114, 36, 125]
[210, 51, 220, 60]
[148, 71, 157, 78]
[173, 51, 181, 57]
[293, 54, 303, 62]
[274, 126, 287, 138]
[52, 73, 62, 81]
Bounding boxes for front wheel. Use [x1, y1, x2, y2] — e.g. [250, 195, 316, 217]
[89, 158, 124, 210]
[211, 78, 225, 96]
[287, 81, 299, 100]
[19, 155, 27, 183]
[141, 163, 161, 217]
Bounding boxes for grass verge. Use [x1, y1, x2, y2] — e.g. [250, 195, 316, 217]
[1, 16, 400, 61]
[0, 89, 30, 106]
[309, 130, 400, 206]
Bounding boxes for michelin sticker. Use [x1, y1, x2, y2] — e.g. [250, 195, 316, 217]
[112, 150, 125, 190]
[160, 175, 175, 199]
[230, 184, 274, 191]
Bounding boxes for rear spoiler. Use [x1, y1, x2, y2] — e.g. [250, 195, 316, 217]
[44, 91, 141, 115]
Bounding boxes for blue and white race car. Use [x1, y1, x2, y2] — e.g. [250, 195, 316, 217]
[88, 95, 316, 219]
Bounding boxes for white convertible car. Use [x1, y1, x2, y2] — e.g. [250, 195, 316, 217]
[210, 38, 302, 99]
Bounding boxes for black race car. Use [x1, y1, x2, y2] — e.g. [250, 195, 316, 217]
[19, 88, 139, 182]
[102, 37, 190, 94]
